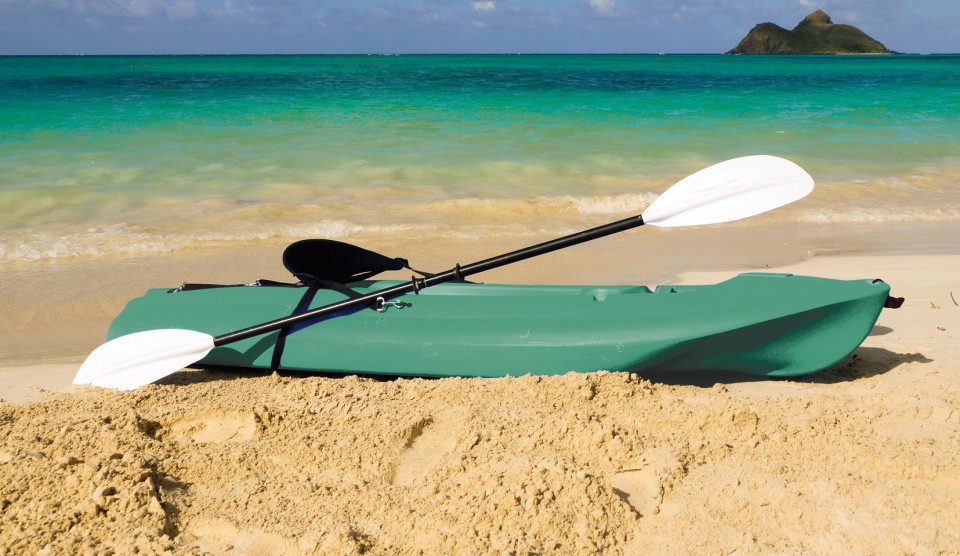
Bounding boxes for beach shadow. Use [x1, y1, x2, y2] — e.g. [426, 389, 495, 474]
[869, 325, 894, 336]
[637, 369, 772, 387]
[152, 346, 933, 389]
[798, 347, 933, 384]
[152, 366, 403, 387]
[152, 367, 274, 387]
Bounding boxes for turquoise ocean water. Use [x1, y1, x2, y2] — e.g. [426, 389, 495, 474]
[1, 54, 959, 263]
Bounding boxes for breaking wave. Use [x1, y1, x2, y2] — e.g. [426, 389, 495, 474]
[3, 188, 958, 264]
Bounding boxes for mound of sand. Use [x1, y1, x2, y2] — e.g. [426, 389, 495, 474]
[2, 358, 958, 554]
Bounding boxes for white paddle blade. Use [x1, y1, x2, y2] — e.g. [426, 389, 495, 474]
[643, 155, 813, 228]
[73, 329, 215, 391]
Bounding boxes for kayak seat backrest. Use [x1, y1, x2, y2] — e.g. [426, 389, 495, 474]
[282, 239, 407, 285]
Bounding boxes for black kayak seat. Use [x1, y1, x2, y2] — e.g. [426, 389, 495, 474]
[282, 239, 407, 284]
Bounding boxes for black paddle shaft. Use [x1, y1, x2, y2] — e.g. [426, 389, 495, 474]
[214, 214, 645, 347]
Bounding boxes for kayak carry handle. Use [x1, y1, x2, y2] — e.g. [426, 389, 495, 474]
[884, 296, 905, 309]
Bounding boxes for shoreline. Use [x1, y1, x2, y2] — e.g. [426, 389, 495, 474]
[5, 159, 960, 266]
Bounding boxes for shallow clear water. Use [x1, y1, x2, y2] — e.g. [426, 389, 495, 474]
[2, 54, 959, 262]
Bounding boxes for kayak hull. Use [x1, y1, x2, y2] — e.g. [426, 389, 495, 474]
[105, 273, 891, 378]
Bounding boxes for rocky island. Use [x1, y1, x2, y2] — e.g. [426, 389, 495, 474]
[728, 10, 894, 54]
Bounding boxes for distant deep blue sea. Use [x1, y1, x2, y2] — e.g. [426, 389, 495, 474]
[1, 54, 958, 262]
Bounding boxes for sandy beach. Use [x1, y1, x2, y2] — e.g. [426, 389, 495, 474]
[1, 222, 958, 554]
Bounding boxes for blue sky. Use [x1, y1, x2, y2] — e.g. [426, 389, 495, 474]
[1, 0, 957, 54]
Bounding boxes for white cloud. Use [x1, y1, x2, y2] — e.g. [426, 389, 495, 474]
[472, 1, 495, 13]
[588, 0, 618, 18]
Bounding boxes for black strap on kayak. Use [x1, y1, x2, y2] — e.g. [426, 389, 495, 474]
[270, 285, 321, 371]
[269, 278, 374, 370]
[296, 276, 364, 300]
[171, 280, 301, 293]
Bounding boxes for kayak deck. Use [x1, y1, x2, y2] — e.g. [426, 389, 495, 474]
[106, 272, 892, 378]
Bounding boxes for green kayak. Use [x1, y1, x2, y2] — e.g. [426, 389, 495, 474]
[105, 272, 897, 378]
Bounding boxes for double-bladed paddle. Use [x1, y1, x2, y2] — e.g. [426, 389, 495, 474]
[74, 155, 814, 390]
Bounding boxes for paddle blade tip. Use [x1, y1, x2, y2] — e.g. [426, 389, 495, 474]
[73, 329, 215, 391]
[643, 155, 814, 228]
